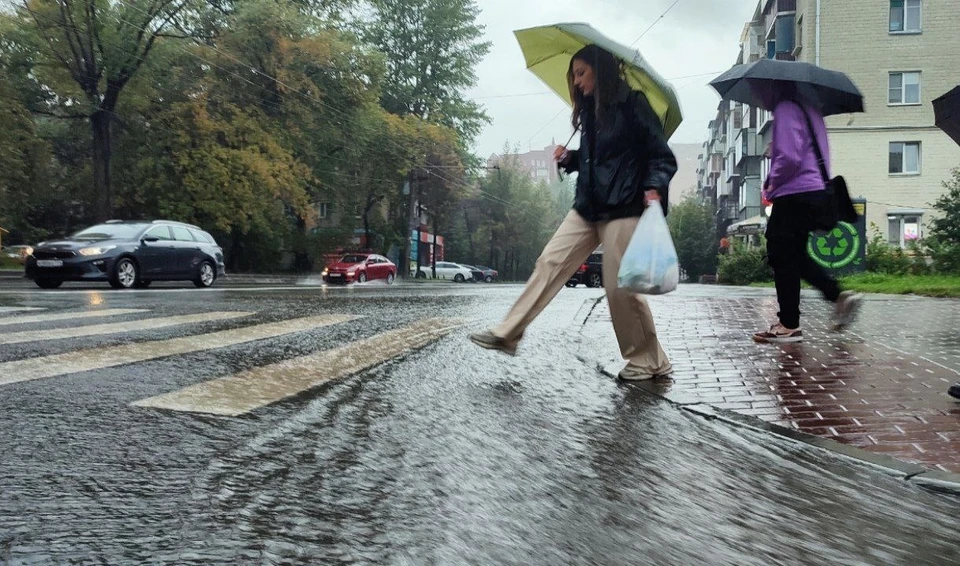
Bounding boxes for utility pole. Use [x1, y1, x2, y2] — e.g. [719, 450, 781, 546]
[416, 202, 423, 275]
[402, 174, 416, 279]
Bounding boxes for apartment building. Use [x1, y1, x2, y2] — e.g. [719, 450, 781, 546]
[487, 144, 560, 185]
[698, 0, 960, 245]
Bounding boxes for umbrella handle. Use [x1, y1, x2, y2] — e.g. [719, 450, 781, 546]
[556, 130, 577, 182]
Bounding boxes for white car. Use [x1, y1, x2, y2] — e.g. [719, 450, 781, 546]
[413, 261, 474, 282]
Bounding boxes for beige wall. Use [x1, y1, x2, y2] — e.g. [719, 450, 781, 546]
[790, 0, 960, 241]
[829, 129, 960, 233]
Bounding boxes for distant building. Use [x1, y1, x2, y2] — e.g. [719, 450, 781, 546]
[487, 143, 560, 185]
[700, 0, 960, 246]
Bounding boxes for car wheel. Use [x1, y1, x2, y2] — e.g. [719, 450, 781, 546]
[565, 281, 576, 288]
[193, 261, 216, 288]
[485, 275, 493, 283]
[386, 272, 395, 285]
[588, 273, 602, 288]
[109, 258, 138, 289]
[416, 270, 426, 279]
[35, 279, 63, 289]
[454, 274, 464, 283]
[357, 272, 367, 283]
[134, 280, 152, 289]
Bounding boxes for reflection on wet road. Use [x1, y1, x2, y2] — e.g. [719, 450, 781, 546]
[0, 284, 957, 564]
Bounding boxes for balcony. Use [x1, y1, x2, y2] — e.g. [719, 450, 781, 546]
[723, 175, 740, 196]
[738, 206, 763, 222]
[736, 128, 761, 166]
[718, 202, 739, 221]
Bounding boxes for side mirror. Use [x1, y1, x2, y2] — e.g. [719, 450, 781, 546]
[142, 236, 160, 243]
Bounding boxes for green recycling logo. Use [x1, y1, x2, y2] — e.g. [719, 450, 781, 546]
[807, 222, 860, 269]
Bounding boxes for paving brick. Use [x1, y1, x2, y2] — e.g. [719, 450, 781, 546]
[580, 287, 960, 473]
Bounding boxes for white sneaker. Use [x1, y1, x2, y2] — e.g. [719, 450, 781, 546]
[831, 291, 863, 331]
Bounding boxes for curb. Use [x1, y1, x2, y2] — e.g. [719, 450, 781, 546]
[597, 364, 960, 496]
[580, 298, 960, 497]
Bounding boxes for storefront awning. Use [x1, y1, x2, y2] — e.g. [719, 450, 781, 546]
[727, 215, 767, 236]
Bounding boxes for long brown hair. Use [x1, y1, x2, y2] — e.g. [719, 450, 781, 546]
[568, 45, 626, 132]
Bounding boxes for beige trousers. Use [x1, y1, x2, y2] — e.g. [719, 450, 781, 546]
[492, 210, 671, 374]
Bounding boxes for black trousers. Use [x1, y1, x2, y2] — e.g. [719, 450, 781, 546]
[766, 192, 841, 329]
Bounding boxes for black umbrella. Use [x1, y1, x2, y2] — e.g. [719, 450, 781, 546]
[709, 59, 864, 116]
[933, 86, 960, 146]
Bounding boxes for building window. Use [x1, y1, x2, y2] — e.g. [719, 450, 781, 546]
[318, 202, 330, 219]
[888, 213, 923, 246]
[889, 0, 921, 33]
[889, 142, 921, 174]
[888, 72, 921, 105]
[766, 40, 776, 60]
[795, 16, 803, 53]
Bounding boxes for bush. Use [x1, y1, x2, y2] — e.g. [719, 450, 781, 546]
[718, 240, 772, 285]
[865, 224, 912, 275]
[925, 237, 960, 274]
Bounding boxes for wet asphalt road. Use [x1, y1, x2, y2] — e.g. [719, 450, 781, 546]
[0, 277, 958, 565]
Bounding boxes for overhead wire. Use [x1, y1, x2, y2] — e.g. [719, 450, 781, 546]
[110, 0, 523, 208]
[16, 3, 519, 210]
[629, 0, 683, 47]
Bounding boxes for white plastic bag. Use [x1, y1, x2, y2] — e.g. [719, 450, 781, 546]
[616, 204, 679, 295]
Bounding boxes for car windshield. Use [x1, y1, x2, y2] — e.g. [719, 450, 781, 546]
[340, 255, 368, 264]
[71, 224, 145, 241]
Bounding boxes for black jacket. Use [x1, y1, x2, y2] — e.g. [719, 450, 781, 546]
[561, 86, 677, 221]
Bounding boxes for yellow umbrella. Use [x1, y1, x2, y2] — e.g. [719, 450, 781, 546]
[514, 22, 683, 139]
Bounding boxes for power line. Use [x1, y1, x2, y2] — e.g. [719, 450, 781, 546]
[15, 3, 533, 214]
[630, 0, 683, 47]
[475, 71, 724, 101]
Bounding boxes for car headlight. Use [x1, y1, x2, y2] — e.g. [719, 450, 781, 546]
[322, 269, 329, 275]
[78, 245, 116, 256]
[22, 246, 33, 257]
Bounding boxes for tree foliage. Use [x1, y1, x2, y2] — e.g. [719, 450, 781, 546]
[929, 167, 960, 244]
[667, 197, 719, 281]
[0, 0, 493, 272]
[363, 0, 490, 148]
[444, 150, 569, 281]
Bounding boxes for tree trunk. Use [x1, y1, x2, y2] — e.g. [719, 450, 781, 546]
[90, 109, 113, 221]
[362, 188, 380, 252]
[488, 229, 495, 268]
[463, 208, 475, 263]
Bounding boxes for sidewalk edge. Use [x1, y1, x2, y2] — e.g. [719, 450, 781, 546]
[600, 364, 960, 495]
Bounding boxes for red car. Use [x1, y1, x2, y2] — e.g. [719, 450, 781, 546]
[322, 253, 396, 285]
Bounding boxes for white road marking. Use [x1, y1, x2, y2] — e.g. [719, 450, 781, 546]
[132, 317, 464, 416]
[0, 311, 252, 345]
[0, 308, 148, 327]
[0, 314, 356, 385]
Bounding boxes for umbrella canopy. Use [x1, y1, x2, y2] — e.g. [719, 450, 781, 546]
[709, 58, 864, 116]
[513, 22, 683, 139]
[933, 86, 960, 146]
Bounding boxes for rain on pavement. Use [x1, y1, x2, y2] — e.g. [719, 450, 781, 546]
[0, 280, 957, 565]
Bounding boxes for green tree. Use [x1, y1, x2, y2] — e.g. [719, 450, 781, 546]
[929, 167, 960, 244]
[122, 96, 314, 271]
[667, 197, 719, 281]
[0, 79, 53, 242]
[363, 0, 490, 148]
[14, 0, 192, 219]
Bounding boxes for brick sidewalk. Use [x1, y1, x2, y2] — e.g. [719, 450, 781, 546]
[579, 286, 960, 475]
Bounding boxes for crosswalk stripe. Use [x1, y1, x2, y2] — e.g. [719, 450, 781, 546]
[0, 311, 252, 345]
[0, 314, 356, 386]
[0, 308, 149, 327]
[131, 317, 464, 416]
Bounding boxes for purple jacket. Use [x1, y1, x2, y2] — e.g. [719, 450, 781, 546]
[762, 101, 830, 201]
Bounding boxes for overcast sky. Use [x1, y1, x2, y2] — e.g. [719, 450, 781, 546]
[467, 0, 758, 157]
